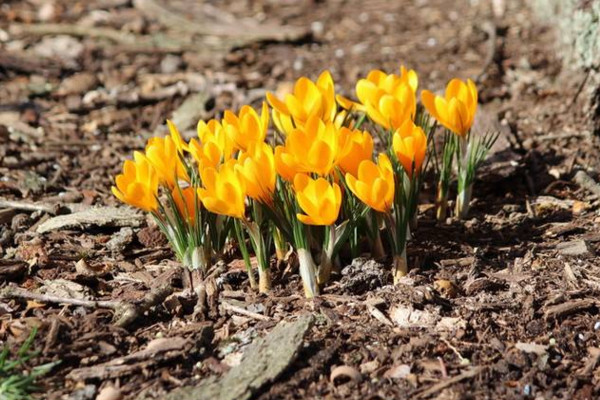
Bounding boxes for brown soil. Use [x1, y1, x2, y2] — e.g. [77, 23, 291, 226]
[2, 0, 600, 399]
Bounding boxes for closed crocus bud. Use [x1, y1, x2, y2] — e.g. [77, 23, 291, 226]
[223, 102, 269, 151]
[294, 174, 342, 226]
[197, 160, 246, 219]
[345, 154, 395, 213]
[421, 78, 478, 137]
[338, 128, 374, 177]
[235, 142, 276, 205]
[145, 136, 189, 188]
[166, 119, 189, 153]
[172, 186, 199, 224]
[266, 70, 337, 135]
[392, 119, 427, 177]
[112, 152, 159, 212]
[274, 145, 301, 182]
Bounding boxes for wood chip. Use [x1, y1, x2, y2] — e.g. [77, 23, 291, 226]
[544, 298, 597, 320]
[36, 207, 144, 233]
[159, 315, 313, 400]
[330, 365, 362, 384]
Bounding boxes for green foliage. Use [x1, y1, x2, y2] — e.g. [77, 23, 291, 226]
[0, 328, 59, 400]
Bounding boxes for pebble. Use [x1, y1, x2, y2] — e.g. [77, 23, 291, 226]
[96, 386, 122, 400]
[556, 240, 594, 256]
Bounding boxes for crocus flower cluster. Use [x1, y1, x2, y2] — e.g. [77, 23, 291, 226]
[113, 66, 496, 297]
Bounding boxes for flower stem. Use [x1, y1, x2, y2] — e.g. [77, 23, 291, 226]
[435, 180, 449, 222]
[392, 249, 408, 284]
[455, 181, 473, 220]
[317, 225, 336, 286]
[258, 267, 271, 293]
[273, 226, 287, 261]
[297, 248, 319, 298]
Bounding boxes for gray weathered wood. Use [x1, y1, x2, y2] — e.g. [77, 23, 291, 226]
[160, 314, 313, 400]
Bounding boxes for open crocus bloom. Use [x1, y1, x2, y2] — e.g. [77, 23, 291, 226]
[421, 78, 478, 137]
[275, 115, 344, 178]
[222, 102, 269, 151]
[266, 70, 337, 135]
[337, 66, 418, 118]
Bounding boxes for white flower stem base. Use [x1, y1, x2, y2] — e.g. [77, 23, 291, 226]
[298, 248, 319, 298]
[392, 250, 408, 285]
[455, 182, 473, 220]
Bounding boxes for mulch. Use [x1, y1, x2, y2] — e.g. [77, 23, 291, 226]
[2, 0, 600, 399]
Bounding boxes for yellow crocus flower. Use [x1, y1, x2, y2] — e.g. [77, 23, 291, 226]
[266, 70, 336, 135]
[294, 174, 342, 226]
[145, 136, 189, 188]
[392, 119, 427, 177]
[337, 66, 418, 123]
[235, 142, 276, 205]
[112, 151, 159, 212]
[189, 138, 224, 169]
[222, 102, 269, 151]
[345, 154, 395, 213]
[197, 119, 234, 160]
[338, 128, 374, 177]
[197, 160, 246, 219]
[190, 119, 234, 168]
[421, 78, 478, 137]
[166, 119, 189, 153]
[172, 186, 199, 224]
[275, 115, 343, 178]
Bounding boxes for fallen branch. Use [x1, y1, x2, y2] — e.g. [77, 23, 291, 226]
[0, 284, 173, 328]
[9, 23, 135, 44]
[221, 301, 271, 322]
[415, 366, 484, 398]
[8, 23, 223, 55]
[0, 199, 59, 215]
[544, 298, 597, 320]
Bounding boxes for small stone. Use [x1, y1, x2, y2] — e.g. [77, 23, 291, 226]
[384, 364, 411, 379]
[359, 360, 379, 374]
[160, 55, 183, 74]
[96, 386, 122, 400]
[106, 227, 134, 252]
[557, 240, 594, 257]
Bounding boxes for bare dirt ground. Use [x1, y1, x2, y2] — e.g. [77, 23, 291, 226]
[2, 0, 600, 399]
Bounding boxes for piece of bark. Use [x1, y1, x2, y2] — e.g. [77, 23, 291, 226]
[67, 327, 212, 381]
[544, 298, 597, 320]
[167, 91, 212, 137]
[158, 314, 314, 400]
[36, 207, 144, 233]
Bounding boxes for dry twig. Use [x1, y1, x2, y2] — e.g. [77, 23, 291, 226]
[0, 284, 173, 328]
